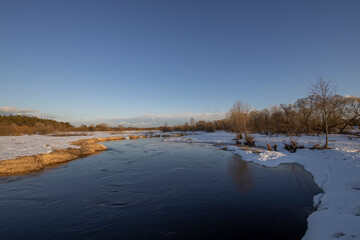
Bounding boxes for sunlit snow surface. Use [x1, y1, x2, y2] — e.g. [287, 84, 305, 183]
[1, 131, 360, 239]
[0, 131, 142, 160]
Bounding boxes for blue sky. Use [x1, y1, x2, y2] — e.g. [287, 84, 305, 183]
[1, 0, 359, 126]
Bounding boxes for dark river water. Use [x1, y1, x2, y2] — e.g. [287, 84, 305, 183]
[0, 139, 321, 240]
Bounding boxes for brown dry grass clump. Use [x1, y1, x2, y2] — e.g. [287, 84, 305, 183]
[149, 135, 161, 138]
[0, 136, 126, 177]
[310, 144, 331, 150]
[266, 144, 272, 151]
[239, 146, 263, 153]
[244, 134, 255, 146]
[283, 139, 304, 153]
[128, 135, 147, 139]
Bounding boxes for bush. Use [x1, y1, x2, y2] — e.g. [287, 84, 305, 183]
[244, 134, 255, 146]
[284, 140, 298, 153]
[272, 144, 278, 151]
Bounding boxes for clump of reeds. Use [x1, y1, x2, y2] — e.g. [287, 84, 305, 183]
[244, 134, 255, 147]
[273, 144, 277, 151]
[129, 135, 140, 139]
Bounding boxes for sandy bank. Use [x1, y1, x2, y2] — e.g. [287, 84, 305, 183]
[0, 133, 182, 176]
[0, 136, 128, 176]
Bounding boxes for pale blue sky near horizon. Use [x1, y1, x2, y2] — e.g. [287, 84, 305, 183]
[1, 0, 359, 126]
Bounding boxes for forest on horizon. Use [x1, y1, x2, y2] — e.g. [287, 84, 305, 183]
[1, 79, 359, 138]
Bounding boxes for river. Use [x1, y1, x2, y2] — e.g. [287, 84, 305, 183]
[0, 138, 321, 239]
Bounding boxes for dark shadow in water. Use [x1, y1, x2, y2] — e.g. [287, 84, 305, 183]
[228, 155, 253, 194]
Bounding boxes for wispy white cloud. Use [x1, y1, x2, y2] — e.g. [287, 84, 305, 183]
[0, 106, 38, 115]
[344, 95, 358, 98]
[32, 113, 59, 119]
[136, 112, 226, 120]
[0, 106, 58, 119]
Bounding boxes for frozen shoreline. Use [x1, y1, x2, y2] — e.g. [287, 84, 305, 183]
[165, 132, 360, 240]
[0, 131, 144, 161]
[1, 131, 359, 239]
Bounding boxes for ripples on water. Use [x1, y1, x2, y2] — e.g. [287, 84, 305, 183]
[0, 139, 321, 240]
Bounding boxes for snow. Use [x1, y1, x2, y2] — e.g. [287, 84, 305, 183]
[165, 131, 360, 240]
[1, 131, 359, 239]
[0, 131, 145, 160]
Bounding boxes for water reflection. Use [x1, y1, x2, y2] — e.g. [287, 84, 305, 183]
[288, 164, 320, 195]
[228, 155, 253, 194]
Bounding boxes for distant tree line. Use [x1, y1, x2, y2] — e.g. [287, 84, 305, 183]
[0, 115, 73, 135]
[0, 116, 158, 136]
[161, 79, 360, 146]
[75, 123, 157, 132]
[2, 79, 359, 141]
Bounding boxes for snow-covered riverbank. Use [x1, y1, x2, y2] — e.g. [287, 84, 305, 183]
[165, 131, 360, 240]
[0, 131, 145, 160]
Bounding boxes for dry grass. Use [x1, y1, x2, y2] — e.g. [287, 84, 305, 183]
[128, 135, 147, 139]
[149, 135, 161, 138]
[284, 139, 299, 153]
[310, 144, 331, 150]
[239, 146, 263, 153]
[266, 144, 272, 151]
[171, 133, 184, 137]
[244, 134, 255, 147]
[0, 136, 126, 176]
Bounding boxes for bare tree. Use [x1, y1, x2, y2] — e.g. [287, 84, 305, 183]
[339, 96, 360, 133]
[280, 103, 299, 134]
[160, 122, 171, 132]
[227, 101, 250, 139]
[294, 97, 315, 134]
[309, 78, 337, 148]
[269, 105, 285, 134]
